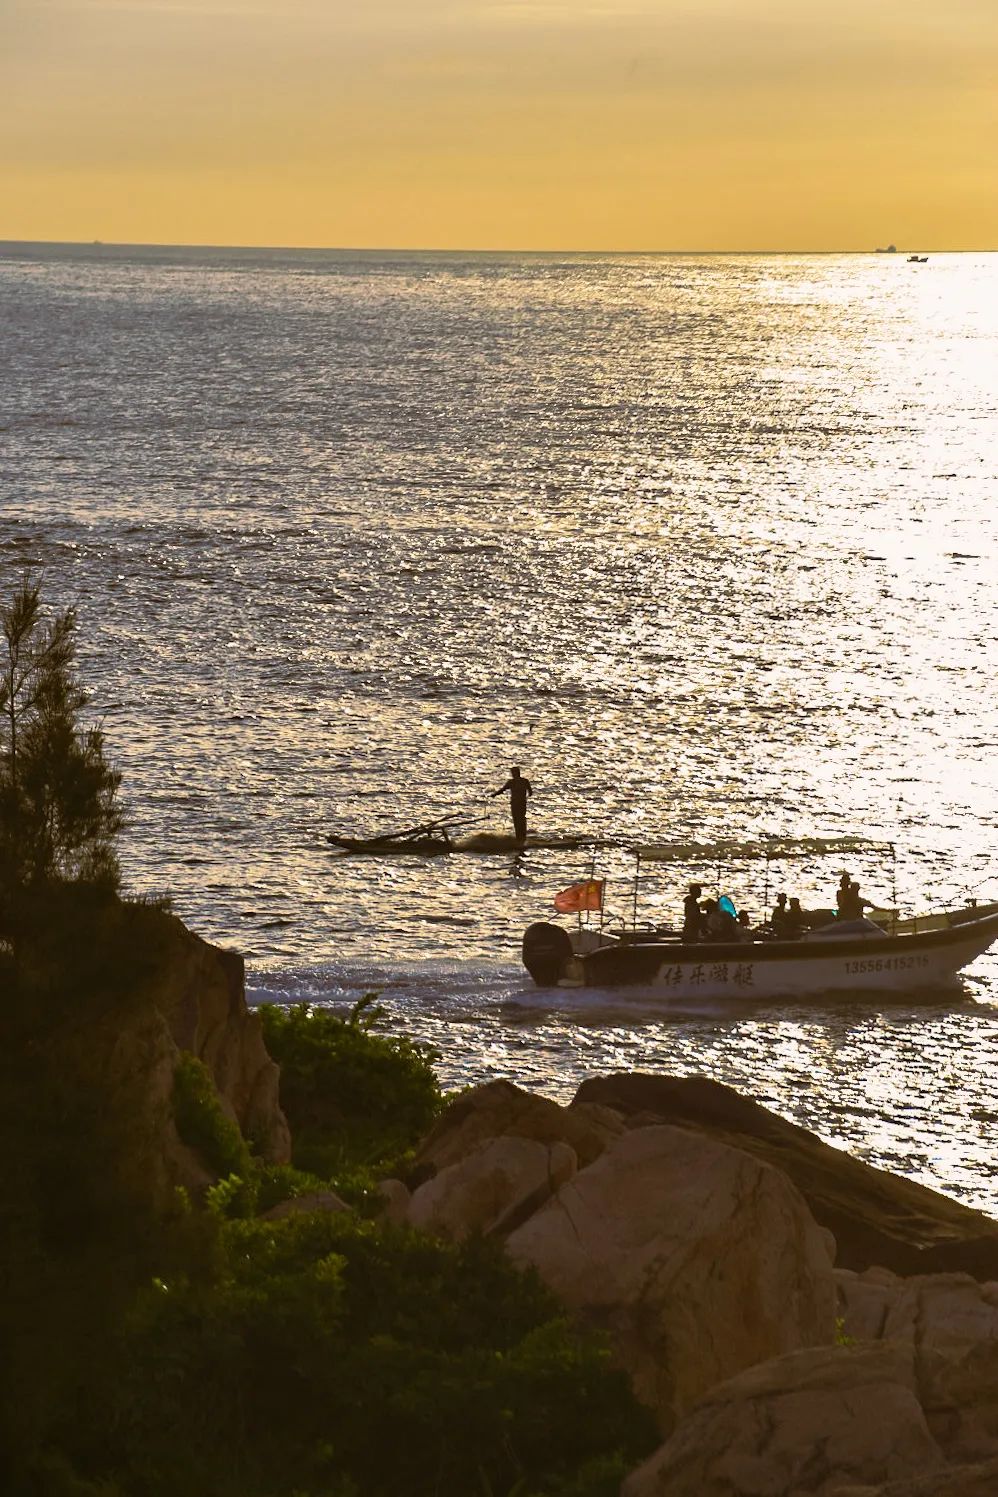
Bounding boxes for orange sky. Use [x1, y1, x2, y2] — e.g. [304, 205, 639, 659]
[2, 0, 996, 249]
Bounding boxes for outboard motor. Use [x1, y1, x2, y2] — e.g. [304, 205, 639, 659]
[522, 922, 573, 986]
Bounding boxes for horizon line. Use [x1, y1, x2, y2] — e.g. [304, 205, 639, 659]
[0, 237, 987, 257]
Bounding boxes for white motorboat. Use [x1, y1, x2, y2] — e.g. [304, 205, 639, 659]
[521, 838, 998, 998]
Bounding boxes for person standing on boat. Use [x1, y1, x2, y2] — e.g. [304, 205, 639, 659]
[491, 765, 532, 844]
[683, 884, 705, 941]
[838, 880, 875, 921]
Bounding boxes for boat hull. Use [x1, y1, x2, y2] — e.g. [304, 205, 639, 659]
[524, 907, 998, 999]
[328, 835, 452, 856]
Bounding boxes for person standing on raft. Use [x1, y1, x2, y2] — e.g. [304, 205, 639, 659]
[491, 765, 533, 844]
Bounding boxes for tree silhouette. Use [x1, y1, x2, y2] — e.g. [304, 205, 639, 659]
[0, 580, 122, 899]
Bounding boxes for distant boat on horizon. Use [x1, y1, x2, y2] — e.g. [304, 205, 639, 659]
[908, 254, 929, 263]
[875, 244, 898, 253]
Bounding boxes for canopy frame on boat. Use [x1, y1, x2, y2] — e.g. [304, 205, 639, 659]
[631, 836, 895, 864]
[621, 835, 898, 931]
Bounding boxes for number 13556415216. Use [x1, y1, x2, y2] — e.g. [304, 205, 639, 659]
[844, 954, 930, 975]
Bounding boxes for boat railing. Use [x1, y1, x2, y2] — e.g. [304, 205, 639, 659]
[553, 838, 998, 945]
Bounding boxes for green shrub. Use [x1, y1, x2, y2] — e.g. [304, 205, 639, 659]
[203, 1171, 259, 1220]
[0, 580, 122, 905]
[172, 1054, 251, 1179]
[252, 1161, 329, 1214]
[4, 970, 657, 1497]
[70, 1214, 656, 1497]
[204, 1162, 338, 1221]
[259, 997, 444, 1175]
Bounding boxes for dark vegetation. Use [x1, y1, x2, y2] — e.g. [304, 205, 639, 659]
[258, 995, 444, 1181]
[70, 1217, 653, 1497]
[0, 583, 657, 1497]
[172, 1053, 253, 1179]
[0, 580, 121, 915]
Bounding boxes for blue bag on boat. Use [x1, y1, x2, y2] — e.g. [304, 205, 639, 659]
[718, 895, 738, 918]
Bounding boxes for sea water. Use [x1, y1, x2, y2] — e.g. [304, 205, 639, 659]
[2, 242, 997, 1209]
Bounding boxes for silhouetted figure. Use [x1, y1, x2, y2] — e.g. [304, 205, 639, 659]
[838, 880, 874, 921]
[704, 898, 743, 941]
[771, 892, 790, 929]
[682, 884, 705, 942]
[491, 765, 532, 843]
[786, 897, 806, 932]
[836, 871, 852, 915]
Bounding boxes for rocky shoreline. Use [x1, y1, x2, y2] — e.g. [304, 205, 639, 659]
[63, 916, 998, 1496]
[372, 1077, 998, 1495]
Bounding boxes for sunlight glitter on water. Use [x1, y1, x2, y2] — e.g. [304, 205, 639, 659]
[3, 243, 997, 1209]
[246, 953, 998, 1211]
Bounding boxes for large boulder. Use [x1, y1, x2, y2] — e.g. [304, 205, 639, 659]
[409, 1079, 623, 1183]
[837, 1268, 998, 1460]
[835, 1265, 905, 1341]
[506, 1123, 836, 1428]
[573, 1074, 998, 1277]
[146, 912, 290, 1163]
[376, 1178, 411, 1225]
[622, 1343, 944, 1497]
[408, 1136, 577, 1240]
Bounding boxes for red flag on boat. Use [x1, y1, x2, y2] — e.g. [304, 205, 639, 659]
[553, 879, 604, 914]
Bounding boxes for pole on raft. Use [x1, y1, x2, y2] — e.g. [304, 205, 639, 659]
[632, 852, 640, 931]
[892, 793, 903, 932]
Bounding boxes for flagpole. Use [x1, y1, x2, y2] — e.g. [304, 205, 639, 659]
[590, 846, 604, 935]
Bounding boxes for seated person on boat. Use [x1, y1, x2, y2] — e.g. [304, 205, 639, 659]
[786, 897, 806, 932]
[702, 896, 749, 942]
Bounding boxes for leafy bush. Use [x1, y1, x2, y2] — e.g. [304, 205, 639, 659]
[259, 997, 444, 1176]
[68, 1214, 656, 1497]
[172, 1054, 251, 1179]
[0, 580, 122, 907]
[204, 1162, 336, 1221]
[4, 948, 657, 1497]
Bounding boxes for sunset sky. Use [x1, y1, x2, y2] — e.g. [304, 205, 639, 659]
[2, 0, 996, 250]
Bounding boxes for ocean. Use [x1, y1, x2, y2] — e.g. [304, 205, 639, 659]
[2, 241, 997, 1210]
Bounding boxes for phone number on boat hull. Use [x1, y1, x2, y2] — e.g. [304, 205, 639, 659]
[843, 955, 931, 975]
